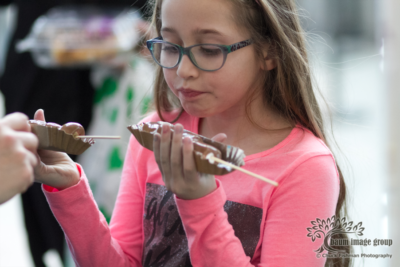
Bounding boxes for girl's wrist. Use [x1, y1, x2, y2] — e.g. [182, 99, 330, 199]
[44, 163, 82, 191]
[58, 172, 80, 190]
[175, 177, 218, 200]
[59, 164, 81, 190]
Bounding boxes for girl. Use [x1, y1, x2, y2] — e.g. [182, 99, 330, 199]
[32, 0, 350, 266]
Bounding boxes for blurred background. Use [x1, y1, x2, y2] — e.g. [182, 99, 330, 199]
[0, 0, 399, 266]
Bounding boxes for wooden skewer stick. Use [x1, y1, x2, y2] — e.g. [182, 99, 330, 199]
[208, 155, 279, 187]
[76, 135, 121, 139]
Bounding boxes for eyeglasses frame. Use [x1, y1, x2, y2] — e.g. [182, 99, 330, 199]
[146, 36, 253, 72]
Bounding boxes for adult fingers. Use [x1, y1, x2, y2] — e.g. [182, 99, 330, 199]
[24, 147, 39, 168]
[1, 112, 30, 132]
[10, 133, 38, 167]
[160, 124, 172, 180]
[182, 136, 197, 180]
[0, 127, 38, 158]
[14, 131, 39, 154]
[0, 141, 38, 171]
[170, 124, 184, 180]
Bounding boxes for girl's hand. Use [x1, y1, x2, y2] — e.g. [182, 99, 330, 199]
[153, 123, 227, 200]
[33, 109, 80, 190]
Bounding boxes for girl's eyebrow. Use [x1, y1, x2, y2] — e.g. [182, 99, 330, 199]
[161, 27, 177, 34]
[193, 28, 225, 36]
[160, 27, 225, 37]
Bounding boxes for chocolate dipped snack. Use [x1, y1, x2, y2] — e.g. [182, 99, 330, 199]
[60, 122, 86, 137]
[29, 120, 95, 155]
[127, 122, 246, 175]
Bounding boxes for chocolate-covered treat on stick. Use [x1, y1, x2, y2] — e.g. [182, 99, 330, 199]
[60, 122, 86, 137]
[128, 122, 243, 175]
[128, 122, 278, 186]
[29, 120, 95, 155]
[30, 120, 121, 155]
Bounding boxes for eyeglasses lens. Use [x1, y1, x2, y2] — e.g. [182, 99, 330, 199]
[152, 43, 180, 68]
[151, 42, 225, 71]
[191, 45, 224, 71]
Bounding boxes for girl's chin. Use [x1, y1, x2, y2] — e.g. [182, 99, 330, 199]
[182, 105, 214, 118]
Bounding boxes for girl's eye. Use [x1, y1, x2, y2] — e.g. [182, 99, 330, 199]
[199, 46, 222, 57]
[162, 45, 179, 54]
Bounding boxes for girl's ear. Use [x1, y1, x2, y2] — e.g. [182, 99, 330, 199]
[263, 56, 277, 71]
[261, 44, 277, 71]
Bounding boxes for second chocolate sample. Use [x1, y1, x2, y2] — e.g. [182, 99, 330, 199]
[127, 121, 246, 175]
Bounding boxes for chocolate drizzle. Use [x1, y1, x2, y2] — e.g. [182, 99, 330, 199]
[127, 122, 246, 175]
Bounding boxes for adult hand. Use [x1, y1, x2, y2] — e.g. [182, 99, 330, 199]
[33, 109, 80, 190]
[0, 113, 38, 204]
[153, 123, 227, 200]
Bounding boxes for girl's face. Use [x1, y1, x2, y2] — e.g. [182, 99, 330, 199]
[161, 0, 264, 118]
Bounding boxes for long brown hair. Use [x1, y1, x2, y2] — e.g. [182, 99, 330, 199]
[146, 0, 350, 266]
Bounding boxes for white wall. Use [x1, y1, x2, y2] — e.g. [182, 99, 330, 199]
[0, 5, 16, 118]
[384, 1, 400, 266]
[0, 5, 36, 267]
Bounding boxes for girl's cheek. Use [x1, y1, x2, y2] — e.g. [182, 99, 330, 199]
[163, 70, 178, 95]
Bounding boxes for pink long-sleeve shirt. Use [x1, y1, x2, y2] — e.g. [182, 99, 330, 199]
[43, 111, 340, 267]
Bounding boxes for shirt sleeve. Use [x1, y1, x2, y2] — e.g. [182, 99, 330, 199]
[175, 154, 339, 267]
[42, 137, 145, 267]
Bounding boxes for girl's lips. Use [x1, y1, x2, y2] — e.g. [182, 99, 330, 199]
[178, 89, 205, 99]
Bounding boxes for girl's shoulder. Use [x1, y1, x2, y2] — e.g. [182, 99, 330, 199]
[277, 124, 339, 181]
[262, 125, 340, 187]
[249, 124, 334, 161]
[289, 125, 334, 157]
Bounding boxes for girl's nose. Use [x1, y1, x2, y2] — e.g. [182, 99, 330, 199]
[176, 54, 198, 79]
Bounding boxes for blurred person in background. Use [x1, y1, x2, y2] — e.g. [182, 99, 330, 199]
[77, 27, 155, 225]
[0, 113, 38, 205]
[0, 0, 147, 266]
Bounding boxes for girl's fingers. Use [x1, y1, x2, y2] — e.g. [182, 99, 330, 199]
[182, 136, 197, 180]
[211, 133, 227, 143]
[34, 109, 46, 122]
[153, 133, 162, 173]
[160, 124, 172, 179]
[170, 124, 184, 180]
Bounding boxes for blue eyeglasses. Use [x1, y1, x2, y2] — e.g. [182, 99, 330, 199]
[146, 37, 253, 72]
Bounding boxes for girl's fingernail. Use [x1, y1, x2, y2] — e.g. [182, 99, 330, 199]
[183, 136, 192, 145]
[162, 124, 169, 134]
[175, 125, 183, 134]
